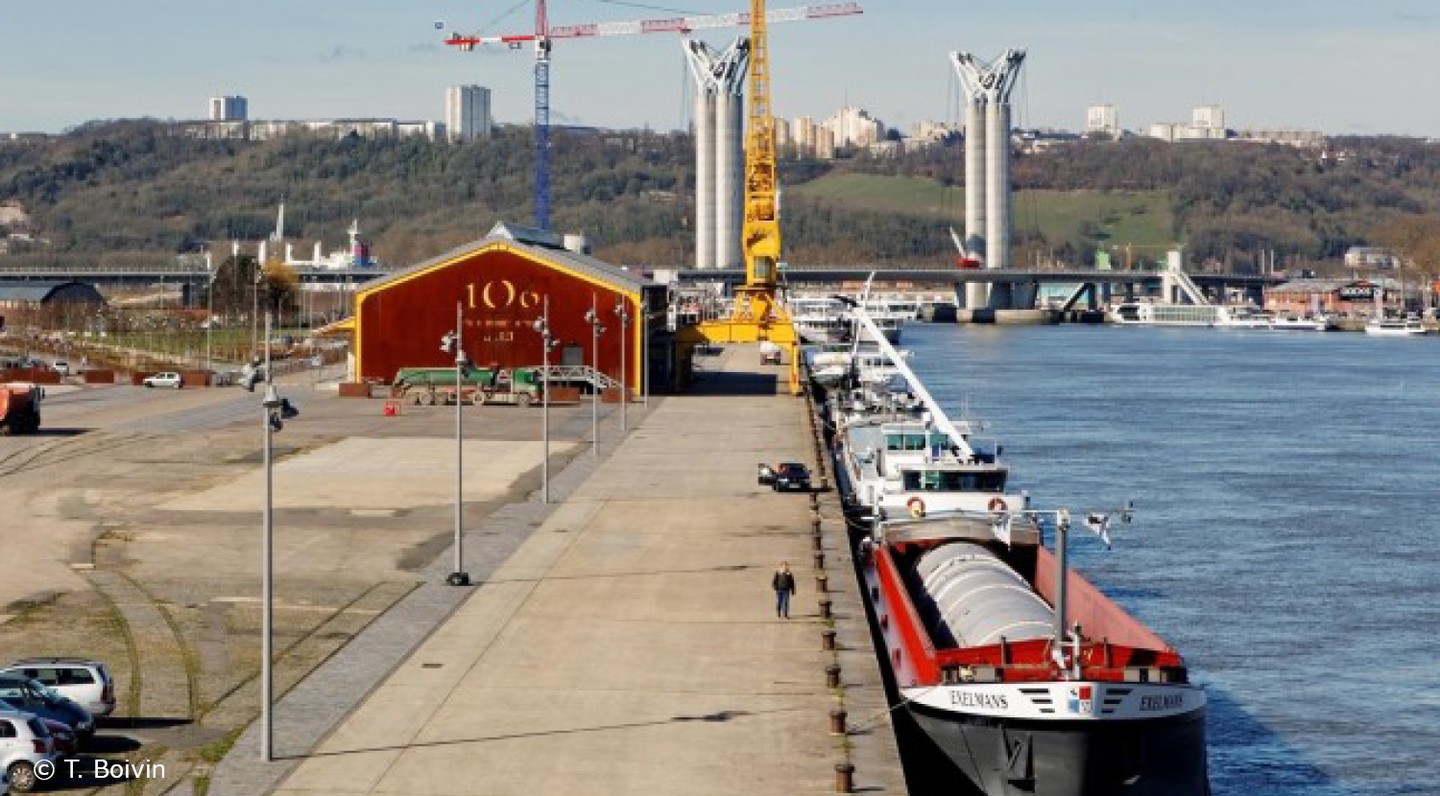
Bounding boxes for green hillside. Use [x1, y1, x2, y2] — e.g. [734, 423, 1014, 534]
[3, 122, 1439, 270]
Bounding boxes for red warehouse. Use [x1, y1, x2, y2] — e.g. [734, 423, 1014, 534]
[352, 223, 670, 394]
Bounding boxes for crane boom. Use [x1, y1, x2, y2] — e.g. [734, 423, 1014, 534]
[445, 3, 860, 47]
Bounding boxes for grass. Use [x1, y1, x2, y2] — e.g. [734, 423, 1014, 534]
[787, 173, 1177, 250]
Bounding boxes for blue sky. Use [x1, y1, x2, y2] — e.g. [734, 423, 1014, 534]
[3, 0, 1439, 136]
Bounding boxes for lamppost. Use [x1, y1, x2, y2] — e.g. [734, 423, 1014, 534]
[614, 297, 630, 431]
[583, 295, 605, 458]
[257, 311, 297, 762]
[205, 250, 215, 375]
[531, 297, 558, 502]
[441, 301, 471, 587]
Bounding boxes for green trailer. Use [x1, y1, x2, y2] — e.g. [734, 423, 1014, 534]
[392, 366, 542, 407]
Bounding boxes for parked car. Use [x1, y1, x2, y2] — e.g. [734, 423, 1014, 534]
[0, 708, 57, 793]
[0, 677, 92, 747]
[50, 362, 70, 376]
[771, 462, 813, 492]
[1, 659, 115, 717]
[142, 371, 183, 389]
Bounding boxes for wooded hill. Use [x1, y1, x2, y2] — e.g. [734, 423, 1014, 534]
[2, 119, 1439, 272]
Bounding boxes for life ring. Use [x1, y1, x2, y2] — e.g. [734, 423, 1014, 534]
[906, 497, 926, 518]
[988, 496, 1008, 512]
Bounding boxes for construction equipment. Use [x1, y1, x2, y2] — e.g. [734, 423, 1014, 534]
[0, 383, 42, 435]
[442, 2, 861, 231]
[676, 0, 806, 394]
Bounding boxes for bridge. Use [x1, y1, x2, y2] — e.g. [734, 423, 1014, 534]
[675, 266, 1286, 308]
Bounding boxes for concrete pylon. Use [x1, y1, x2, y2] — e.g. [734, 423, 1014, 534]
[693, 91, 716, 269]
[715, 89, 742, 270]
[684, 37, 750, 271]
[951, 49, 1026, 309]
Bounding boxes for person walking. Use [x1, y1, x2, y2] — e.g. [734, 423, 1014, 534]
[772, 562, 796, 619]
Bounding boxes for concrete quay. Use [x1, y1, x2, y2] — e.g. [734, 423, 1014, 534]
[250, 347, 906, 796]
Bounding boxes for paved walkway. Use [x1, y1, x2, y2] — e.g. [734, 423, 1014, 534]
[260, 348, 906, 796]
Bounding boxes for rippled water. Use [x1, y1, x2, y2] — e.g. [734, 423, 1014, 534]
[902, 323, 1440, 796]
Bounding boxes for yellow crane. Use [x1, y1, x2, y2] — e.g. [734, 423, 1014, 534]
[678, 0, 804, 394]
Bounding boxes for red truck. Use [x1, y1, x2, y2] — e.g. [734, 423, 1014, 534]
[0, 382, 42, 435]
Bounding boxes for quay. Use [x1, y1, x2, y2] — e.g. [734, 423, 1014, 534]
[214, 347, 904, 796]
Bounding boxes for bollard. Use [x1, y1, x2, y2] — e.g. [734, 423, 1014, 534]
[811, 515, 822, 533]
[819, 598, 833, 619]
[825, 663, 841, 688]
[820, 475, 830, 491]
[822, 629, 836, 651]
[809, 492, 820, 509]
[811, 531, 824, 552]
[814, 550, 825, 570]
[815, 573, 829, 593]
[829, 708, 848, 735]
[835, 762, 855, 793]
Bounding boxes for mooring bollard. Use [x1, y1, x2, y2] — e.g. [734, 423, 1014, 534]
[822, 629, 836, 651]
[811, 515, 822, 533]
[829, 708, 848, 735]
[819, 598, 833, 619]
[811, 531, 823, 552]
[815, 573, 829, 593]
[835, 762, 855, 793]
[814, 551, 825, 570]
[825, 663, 841, 688]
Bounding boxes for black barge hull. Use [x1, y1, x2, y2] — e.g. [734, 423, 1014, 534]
[907, 702, 1209, 796]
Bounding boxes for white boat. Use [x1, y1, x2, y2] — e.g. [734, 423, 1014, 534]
[788, 296, 850, 344]
[1364, 315, 1428, 336]
[788, 294, 903, 344]
[1269, 315, 1328, 331]
[1110, 301, 1223, 327]
[1214, 307, 1272, 329]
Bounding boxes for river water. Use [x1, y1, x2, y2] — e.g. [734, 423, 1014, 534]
[900, 322, 1440, 796]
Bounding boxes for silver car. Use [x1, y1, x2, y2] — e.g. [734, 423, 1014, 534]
[1, 660, 115, 718]
[0, 709, 57, 793]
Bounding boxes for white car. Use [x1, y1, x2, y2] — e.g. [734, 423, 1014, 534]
[0, 709, 57, 793]
[50, 362, 70, 376]
[142, 371, 183, 389]
[1, 660, 115, 718]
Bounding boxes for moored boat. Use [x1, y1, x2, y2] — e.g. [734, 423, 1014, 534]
[1364, 315, 1427, 336]
[825, 308, 1209, 796]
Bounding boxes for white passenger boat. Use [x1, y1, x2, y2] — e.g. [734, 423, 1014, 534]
[1364, 315, 1428, 336]
[1268, 315, 1328, 331]
[1109, 301, 1224, 327]
[1214, 307, 1272, 329]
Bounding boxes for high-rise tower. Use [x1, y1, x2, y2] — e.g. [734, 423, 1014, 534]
[445, 85, 492, 142]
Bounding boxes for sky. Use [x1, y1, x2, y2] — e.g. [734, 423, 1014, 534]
[3, 0, 1440, 137]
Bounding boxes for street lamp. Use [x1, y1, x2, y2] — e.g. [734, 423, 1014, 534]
[583, 296, 605, 458]
[441, 301, 471, 587]
[257, 312, 298, 763]
[613, 297, 630, 431]
[531, 296, 557, 502]
[204, 250, 215, 376]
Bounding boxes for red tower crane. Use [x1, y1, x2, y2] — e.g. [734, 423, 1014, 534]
[442, 1, 862, 231]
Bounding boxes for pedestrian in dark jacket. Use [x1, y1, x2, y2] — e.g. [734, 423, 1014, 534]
[772, 562, 796, 619]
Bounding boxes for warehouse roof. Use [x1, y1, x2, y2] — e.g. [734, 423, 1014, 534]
[0, 280, 105, 303]
[358, 222, 658, 297]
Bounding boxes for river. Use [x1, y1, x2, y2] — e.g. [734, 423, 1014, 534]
[901, 322, 1440, 796]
